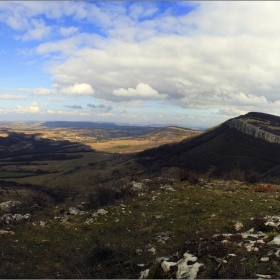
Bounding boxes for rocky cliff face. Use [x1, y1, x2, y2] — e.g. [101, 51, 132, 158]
[226, 118, 280, 144]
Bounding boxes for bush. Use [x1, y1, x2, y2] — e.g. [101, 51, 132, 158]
[254, 184, 275, 192]
[246, 170, 262, 184]
[222, 167, 245, 182]
[179, 168, 201, 183]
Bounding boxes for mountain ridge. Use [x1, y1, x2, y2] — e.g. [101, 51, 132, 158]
[137, 112, 280, 180]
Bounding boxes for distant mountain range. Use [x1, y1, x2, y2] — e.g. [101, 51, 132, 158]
[137, 112, 280, 180]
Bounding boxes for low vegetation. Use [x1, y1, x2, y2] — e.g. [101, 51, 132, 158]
[1, 176, 280, 278]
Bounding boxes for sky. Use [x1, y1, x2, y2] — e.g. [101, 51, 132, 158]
[1, 1, 280, 129]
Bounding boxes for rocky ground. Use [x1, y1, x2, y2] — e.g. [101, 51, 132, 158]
[1, 178, 280, 278]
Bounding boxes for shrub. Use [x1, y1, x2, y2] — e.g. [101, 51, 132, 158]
[179, 168, 201, 183]
[246, 170, 262, 184]
[254, 184, 275, 192]
[222, 167, 245, 182]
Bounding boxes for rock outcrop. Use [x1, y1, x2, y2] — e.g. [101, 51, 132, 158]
[226, 118, 280, 144]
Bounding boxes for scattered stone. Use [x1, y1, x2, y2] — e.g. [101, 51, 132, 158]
[148, 247, 156, 255]
[228, 254, 237, 257]
[0, 200, 21, 211]
[0, 230, 14, 235]
[160, 185, 175, 191]
[92, 209, 108, 217]
[260, 257, 270, 262]
[68, 207, 80, 215]
[1, 213, 31, 224]
[234, 221, 244, 231]
[153, 215, 163, 219]
[177, 253, 203, 279]
[84, 217, 94, 224]
[267, 235, 280, 245]
[39, 221, 46, 227]
[275, 249, 280, 257]
[156, 231, 170, 244]
[139, 269, 149, 279]
[161, 260, 177, 273]
[135, 249, 142, 255]
[131, 182, 146, 193]
[255, 274, 272, 279]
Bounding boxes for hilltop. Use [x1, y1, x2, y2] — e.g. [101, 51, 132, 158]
[137, 112, 280, 181]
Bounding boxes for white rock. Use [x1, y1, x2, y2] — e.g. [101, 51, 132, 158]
[0, 230, 14, 235]
[148, 247, 156, 255]
[275, 249, 280, 257]
[68, 207, 80, 215]
[85, 218, 94, 224]
[177, 260, 203, 279]
[135, 249, 142, 255]
[39, 221, 46, 227]
[161, 261, 177, 273]
[260, 257, 270, 262]
[92, 209, 108, 217]
[139, 269, 149, 279]
[267, 235, 280, 245]
[0, 200, 21, 210]
[131, 182, 145, 192]
[234, 221, 243, 231]
[160, 185, 175, 191]
[228, 254, 237, 257]
[255, 274, 272, 279]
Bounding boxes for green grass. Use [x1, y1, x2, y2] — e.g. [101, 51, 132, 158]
[1, 179, 280, 278]
[112, 145, 131, 149]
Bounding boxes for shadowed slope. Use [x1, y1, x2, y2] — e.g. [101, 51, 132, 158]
[137, 112, 280, 178]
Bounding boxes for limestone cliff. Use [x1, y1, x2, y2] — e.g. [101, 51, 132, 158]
[226, 118, 280, 144]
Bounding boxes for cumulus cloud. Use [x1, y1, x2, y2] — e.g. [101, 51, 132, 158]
[87, 104, 96, 108]
[18, 83, 94, 97]
[13, 102, 40, 114]
[58, 83, 94, 96]
[113, 83, 167, 101]
[119, 109, 127, 113]
[5, 2, 280, 124]
[64, 105, 82, 109]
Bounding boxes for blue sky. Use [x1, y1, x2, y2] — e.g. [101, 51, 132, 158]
[1, 1, 280, 129]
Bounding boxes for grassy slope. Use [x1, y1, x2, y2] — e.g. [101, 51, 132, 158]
[1, 178, 280, 278]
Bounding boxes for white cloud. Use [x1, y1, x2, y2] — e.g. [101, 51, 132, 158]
[18, 83, 94, 97]
[58, 83, 95, 96]
[113, 83, 167, 101]
[48, 98, 66, 102]
[59, 26, 79, 37]
[98, 113, 114, 117]
[21, 19, 52, 41]
[47, 110, 86, 116]
[13, 102, 40, 114]
[18, 87, 54, 96]
[0, 94, 26, 100]
[213, 107, 248, 117]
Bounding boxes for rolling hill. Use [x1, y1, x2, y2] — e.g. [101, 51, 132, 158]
[137, 112, 280, 180]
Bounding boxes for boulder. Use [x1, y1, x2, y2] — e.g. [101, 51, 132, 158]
[68, 207, 80, 215]
[131, 182, 146, 192]
[92, 209, 108, 217]
[160, 185, 175, 191]
[0, 200, 21, 211]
